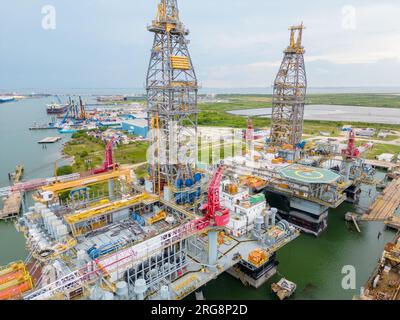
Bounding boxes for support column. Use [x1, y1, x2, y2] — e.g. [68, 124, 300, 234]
[108, 179, 114, 199]
[208, 230, 218, 266]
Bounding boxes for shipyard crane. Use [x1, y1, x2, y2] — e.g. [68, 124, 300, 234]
[91, 138, 118, 175]
[342, 129, 360, 160]
[77, 96, 86, 121]
[61, 98, 74, 125]
[61, 96, 86, 124]
[202, 165, 230, 227]
[54, 95, 62, 105]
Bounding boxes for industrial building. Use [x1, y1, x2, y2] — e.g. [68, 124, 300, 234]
[121, 119, 149, 138]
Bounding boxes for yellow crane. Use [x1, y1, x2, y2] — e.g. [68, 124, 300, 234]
[34, 169, 132, 203]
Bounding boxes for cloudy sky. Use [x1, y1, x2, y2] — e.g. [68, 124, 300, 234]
[1, 0, 400, 90]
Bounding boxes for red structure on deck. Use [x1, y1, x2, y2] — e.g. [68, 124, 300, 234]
[91, 139, 118, 175]
[342, 130, 360, 159]
[203, 165, 230, 227]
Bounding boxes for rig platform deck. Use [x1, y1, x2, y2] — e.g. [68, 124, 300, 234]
[362, 178, 400, 221]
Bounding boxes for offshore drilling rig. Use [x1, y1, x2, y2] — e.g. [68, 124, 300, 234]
[269, 24, 307, 161]
[146, 0, 200, 207]
[0, 0, 299, 301]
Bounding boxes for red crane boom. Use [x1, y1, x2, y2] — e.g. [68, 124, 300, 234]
[341, 129, 360, 159]
[203, 165, 230, 227]
[91, 138, 118, 175]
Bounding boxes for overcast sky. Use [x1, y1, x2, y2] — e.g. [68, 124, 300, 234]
[1, 0, 400, 90]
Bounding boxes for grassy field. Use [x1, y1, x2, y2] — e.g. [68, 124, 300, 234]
[63, 132, 148, 173]
[363, 143, 400, 160]
[198, 103, 400, 135]
[62, 94, 400, 172]
[210, 93, 400, 109]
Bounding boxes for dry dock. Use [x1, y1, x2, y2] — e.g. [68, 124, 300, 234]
[0, 192, 22, 221]
[362, 178, 400, 221]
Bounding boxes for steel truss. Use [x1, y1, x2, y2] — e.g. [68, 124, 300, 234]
[146, 0, 198, 195]
[270, 24, 307, 148]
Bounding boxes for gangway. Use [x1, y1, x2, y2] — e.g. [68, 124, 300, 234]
[0, 173, 81, 197]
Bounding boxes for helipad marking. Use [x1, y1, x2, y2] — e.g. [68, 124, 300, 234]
[294, 170, 324, 180]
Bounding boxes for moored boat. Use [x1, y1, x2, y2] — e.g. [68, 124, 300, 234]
[46, 103, 68, 114]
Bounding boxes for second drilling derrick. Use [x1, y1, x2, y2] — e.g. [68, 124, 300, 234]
[146, 0, 199, 202]
[270, 24, 307, 150]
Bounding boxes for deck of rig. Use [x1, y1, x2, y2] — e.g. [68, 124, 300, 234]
[0, 0, 385, 301]
[3, 0, 301, 301]
[16, 170, 299, 300]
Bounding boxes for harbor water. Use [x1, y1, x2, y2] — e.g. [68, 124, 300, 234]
[0, 97, 396, 299]
[0, 97, 72, 265]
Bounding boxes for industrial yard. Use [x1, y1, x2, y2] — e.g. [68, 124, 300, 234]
[1, 0, 400, 306]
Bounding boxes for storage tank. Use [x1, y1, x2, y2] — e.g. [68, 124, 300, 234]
[77, 250, 87, 267]
[45, 215, 57, 231]
[51, 220, 63, 237]
[271, 208, 277, 226]
[103, 292, 114, 300]
[160, 286, 170, 300]
[254, 215, 263, 232]
[194, 173, 202, 183]
[38, 240, 49, 250]
[176, 179, 184, 189]
[115, 281, 128, 298]
[185, 179, 193, 187]
[55, 225, 68, 240]
[134, 279, 147, 300]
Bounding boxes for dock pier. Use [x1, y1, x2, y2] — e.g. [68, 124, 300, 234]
[362, 178, 400, 222]
[0, 192, 22, 221]
[38, 137, 62, 144]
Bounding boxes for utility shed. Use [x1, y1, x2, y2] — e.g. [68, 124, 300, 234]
[376, 153, 394, 162]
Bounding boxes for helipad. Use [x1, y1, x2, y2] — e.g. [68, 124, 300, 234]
[278, 164, 340, 184]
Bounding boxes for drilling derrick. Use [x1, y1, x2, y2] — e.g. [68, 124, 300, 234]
[270, 24, 307, 150]
[146, 0, 200, 204]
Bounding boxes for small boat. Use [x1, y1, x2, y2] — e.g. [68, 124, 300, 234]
[0, 96, 15, 104]
[46, 103, 68, 114]
[271, 278, 297, 300]
[59, 126, 77, 134]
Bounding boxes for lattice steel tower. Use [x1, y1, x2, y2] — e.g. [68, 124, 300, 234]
[270, 24, 307, 148]
[146, 0, 198, 196]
